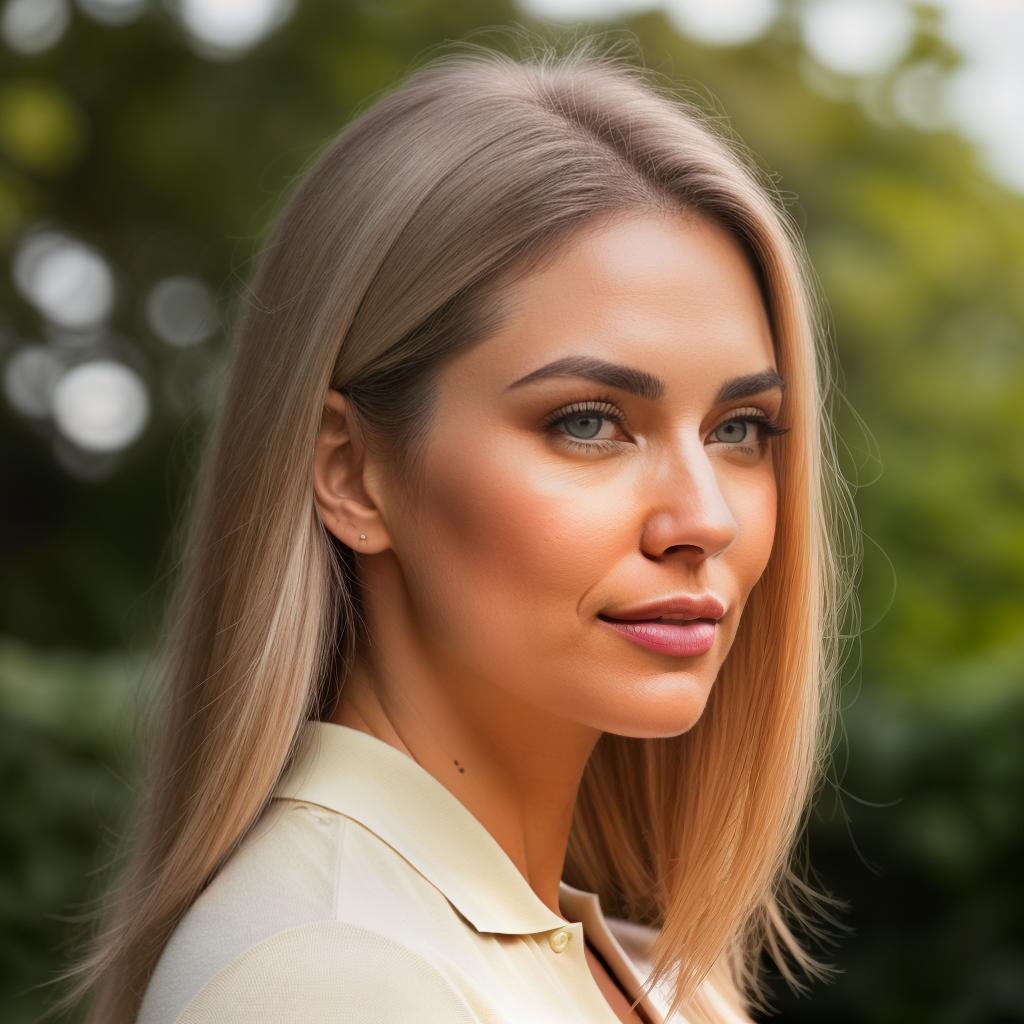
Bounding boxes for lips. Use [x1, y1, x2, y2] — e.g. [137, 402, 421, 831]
[597, 615, 718, 657]
[599, 614, 717, 625]
[599, 592, 727, 624]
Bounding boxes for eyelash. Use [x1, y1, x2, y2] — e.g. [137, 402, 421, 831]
[541, 393, 791, 456]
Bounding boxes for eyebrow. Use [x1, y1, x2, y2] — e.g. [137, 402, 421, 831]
[505, 356, 786, 404]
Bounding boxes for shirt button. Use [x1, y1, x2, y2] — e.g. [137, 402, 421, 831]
[549, 929, 571, 953]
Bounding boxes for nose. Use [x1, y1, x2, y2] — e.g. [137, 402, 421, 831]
[639, 442, 738, 562]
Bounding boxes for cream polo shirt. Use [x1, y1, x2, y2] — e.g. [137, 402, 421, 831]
[136, 720, 737, 1023]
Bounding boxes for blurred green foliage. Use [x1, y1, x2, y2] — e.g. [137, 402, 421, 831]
[1, 2, 1021, 1023]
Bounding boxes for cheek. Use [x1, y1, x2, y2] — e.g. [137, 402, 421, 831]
[728, 466, 778, 589]
[409, 444, 617, 643]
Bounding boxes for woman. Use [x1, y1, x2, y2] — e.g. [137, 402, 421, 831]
[51, 34, 857, 1024]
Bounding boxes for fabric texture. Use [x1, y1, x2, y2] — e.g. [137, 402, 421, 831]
[135, 720, 732, 1023]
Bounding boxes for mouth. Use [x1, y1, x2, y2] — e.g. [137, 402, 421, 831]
[596, 614, 719, 657]
[598, 614, 718, 626]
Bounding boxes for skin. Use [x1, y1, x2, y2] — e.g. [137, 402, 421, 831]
[313, 209, 781, 1021]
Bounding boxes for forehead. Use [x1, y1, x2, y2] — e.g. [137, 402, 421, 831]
[449, 210, 776, 400]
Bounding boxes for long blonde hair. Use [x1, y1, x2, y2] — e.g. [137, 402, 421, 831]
[45, 30, 858, 1024]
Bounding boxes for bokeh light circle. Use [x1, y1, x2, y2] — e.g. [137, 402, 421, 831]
[51, 358, 149, 451]
[12, 227, 115, 329]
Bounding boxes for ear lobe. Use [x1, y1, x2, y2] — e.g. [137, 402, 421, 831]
[312, 389, 391, 554]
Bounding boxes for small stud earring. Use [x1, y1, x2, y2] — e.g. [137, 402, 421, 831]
[359, 533, 367, 542]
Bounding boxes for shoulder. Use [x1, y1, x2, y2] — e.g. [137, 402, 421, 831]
[137, 800, 472, 1024]
[137, 800, 348, 1024]
[171, 919, 479, 1024]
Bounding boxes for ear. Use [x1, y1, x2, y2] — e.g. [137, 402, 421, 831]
[312, 388, 392, 554]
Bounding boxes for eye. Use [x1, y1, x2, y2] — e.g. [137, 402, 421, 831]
[541, 399, 790, 458]
[708, 408, 790, 456]
[542, 395, 629, 454]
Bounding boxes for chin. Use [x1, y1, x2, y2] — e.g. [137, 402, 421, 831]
[602, 674, 713, 739]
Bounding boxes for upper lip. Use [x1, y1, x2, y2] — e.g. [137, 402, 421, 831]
[599, 593, 727, 623]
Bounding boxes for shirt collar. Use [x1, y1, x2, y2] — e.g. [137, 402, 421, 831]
[271, 719, 601, 936]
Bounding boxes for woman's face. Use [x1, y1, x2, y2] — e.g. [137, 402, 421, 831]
[376, 210, 781, 739]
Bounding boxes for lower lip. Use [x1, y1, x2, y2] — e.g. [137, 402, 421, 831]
[598, 617, 717, 656]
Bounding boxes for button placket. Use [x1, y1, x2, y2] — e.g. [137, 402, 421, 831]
[547, 923, 632, 1023]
